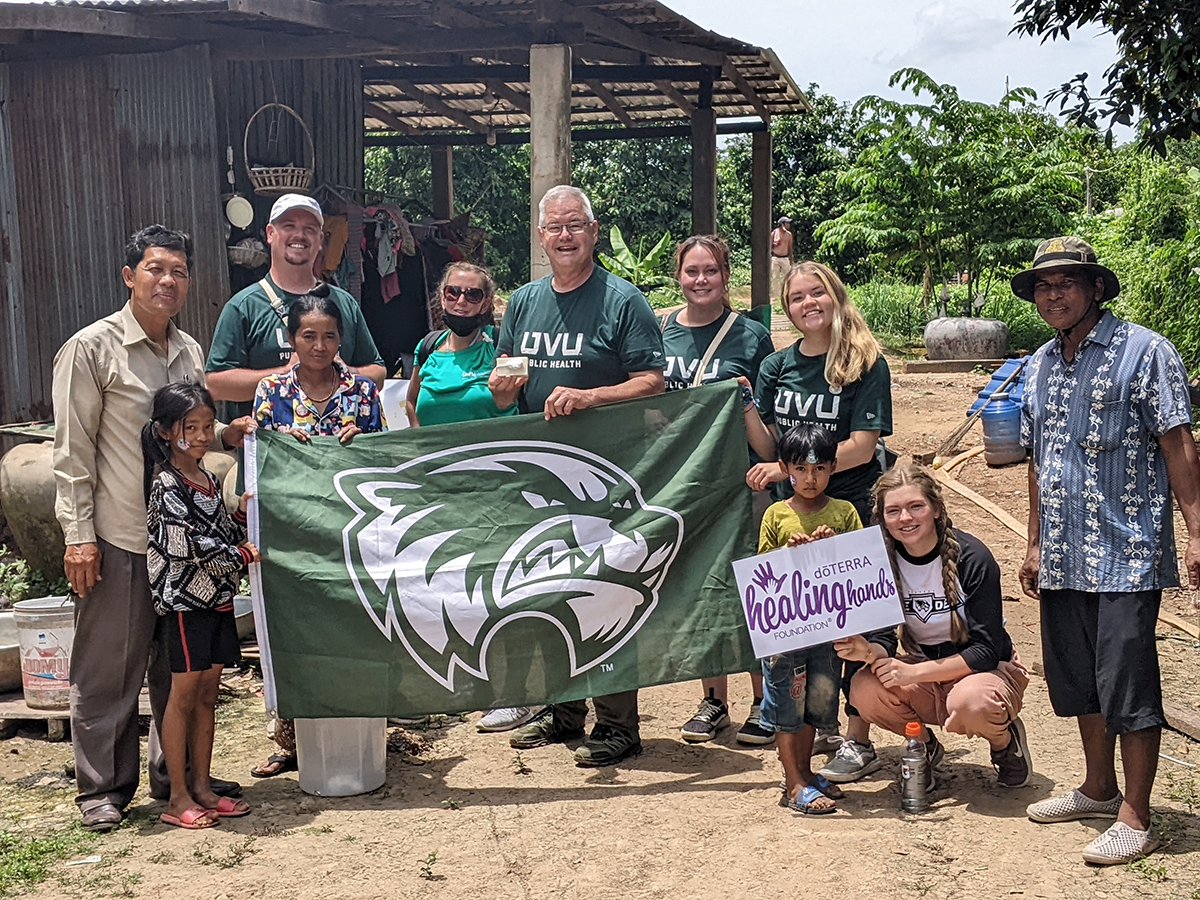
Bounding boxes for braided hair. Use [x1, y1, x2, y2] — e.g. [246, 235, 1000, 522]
[871, 463, 970, 654]
[141, 382, 217, 503]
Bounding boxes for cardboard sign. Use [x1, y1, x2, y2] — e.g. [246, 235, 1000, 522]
[732, 525, 905, 658]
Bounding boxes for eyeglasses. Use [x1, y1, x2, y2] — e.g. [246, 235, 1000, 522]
[443, 284, 486, 303]
[1033, 276, 1086, 297]
[540, 221, 592, 236]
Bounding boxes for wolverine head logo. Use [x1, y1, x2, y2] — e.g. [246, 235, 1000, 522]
[333, 442, 684, 690]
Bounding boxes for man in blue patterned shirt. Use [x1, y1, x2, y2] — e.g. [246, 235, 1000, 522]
[1015, 237, 1200, 866]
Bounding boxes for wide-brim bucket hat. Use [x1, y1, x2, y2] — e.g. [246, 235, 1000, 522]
[1011, 236, 1120, 302]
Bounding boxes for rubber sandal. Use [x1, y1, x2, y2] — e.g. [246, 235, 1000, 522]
[1082, 822, 1161, 865]
[787, 783, 837, 815]
[811, 773, 845, 800]
[250, 753, 297, 778]
[160, 806, 218, 830]
[206, 796, 252, 818]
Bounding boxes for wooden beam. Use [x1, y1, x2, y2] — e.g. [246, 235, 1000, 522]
[362, 64, 708, 85]
[0, 4, 238, 43]
[364, 120, 766, 148]
[225, 0, 344, 31]
[1159, 611, 1200, 641]
[573, 42, 646, 66]
[539, 0, 725, 66]
[655, 80, 693, 115]
[1164, 700, 1200, 742]
[933, 470, 1027, 539]
[584, 79, 634, 127]
[750, 129, 772, 309]
[723, 60, 771, 122]
[364, 101, 420, 136]
[487, 80, 531, 115]
[215, 24, 586, 60]
[393, 80, 489, 134]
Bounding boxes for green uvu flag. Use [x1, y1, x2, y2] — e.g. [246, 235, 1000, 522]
[248, 381, 757, 718]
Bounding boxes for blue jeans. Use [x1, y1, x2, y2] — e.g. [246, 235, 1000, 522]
[760, 643, 840, 734]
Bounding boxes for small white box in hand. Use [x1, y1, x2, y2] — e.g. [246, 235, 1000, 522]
[493, 356, 528, 377]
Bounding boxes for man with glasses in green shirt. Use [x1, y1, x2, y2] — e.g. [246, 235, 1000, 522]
[492, 185, 664, 766]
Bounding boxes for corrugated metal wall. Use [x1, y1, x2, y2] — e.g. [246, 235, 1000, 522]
[4, 55, 128, 421]
[0, 65, 32, 424]
[111, 44, 227, 344]
[0, 49, 362, 423]
[216, 58, 364, 206]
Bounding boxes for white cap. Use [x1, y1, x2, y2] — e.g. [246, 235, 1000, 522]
[269, 193, 323, 227]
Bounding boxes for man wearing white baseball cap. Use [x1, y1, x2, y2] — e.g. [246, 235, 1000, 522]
[207, 193, 385, 418]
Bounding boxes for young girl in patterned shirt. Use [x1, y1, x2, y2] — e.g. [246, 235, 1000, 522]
[144, 382, 259, 829]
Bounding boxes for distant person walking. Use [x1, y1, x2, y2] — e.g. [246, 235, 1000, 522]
[1015, 237, 1200, 865]
[770, 216, 793, 298]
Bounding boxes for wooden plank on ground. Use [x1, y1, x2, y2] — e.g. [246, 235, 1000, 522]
[933, 470, 1026, 538]
[1164, 700, 1200, 742]
[903, 359, 1006, 374]
[1158, 610, 1200, 641]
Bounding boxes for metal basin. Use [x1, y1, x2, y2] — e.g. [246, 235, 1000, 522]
[234, 595, 255, 641]
[0, 610, 20, 694]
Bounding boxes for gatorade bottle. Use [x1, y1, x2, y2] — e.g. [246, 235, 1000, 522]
[900, 721, 928, 813]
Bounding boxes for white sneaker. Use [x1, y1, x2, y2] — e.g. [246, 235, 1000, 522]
[1081, 821, 1161, 865]
[478, 706, 543, 732]
[1026, 788, 1123, 823]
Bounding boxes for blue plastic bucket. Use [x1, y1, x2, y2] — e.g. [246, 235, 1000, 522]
[981, 393, 1026, 466]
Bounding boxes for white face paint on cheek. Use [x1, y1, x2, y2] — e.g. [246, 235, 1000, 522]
[789, 475, 797, 488]
[176, 438, 191, 451]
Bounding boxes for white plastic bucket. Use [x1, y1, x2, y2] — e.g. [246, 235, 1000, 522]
[12, 596, 74, 709]
[294, 717, 386, 796]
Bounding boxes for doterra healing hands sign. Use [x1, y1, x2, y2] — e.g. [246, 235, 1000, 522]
[731, 526, 905, 658]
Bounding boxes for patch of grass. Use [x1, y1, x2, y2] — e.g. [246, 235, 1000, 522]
[418, 850, 439, 880]
[441, 799, 462, 811]
[510, 752, 533, 775]
[303, 824, 334, 836]
[1164, 771, 1199, 814]
[192, 836, 258, 869]
[0, 824, 96, 897]
[1126, 857, 1167, 882]
[146, 850, 175, 865]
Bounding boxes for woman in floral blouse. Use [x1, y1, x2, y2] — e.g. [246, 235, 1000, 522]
[248, 287, 386, 778]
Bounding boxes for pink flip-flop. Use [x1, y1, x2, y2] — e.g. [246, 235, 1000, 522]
[206, 796, 251, 818]
[160, 806, 218, 829]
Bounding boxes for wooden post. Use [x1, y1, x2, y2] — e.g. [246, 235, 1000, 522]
[529, 42, 572, 281]
[751, 129, 772, 310]
[690, 69, 717, 235]
[430, 146, 453, 219]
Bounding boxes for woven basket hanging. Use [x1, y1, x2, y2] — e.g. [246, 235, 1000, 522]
[243, 103, 315, 196]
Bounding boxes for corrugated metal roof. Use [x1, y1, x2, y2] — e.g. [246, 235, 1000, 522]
[7, 0, 808, 135]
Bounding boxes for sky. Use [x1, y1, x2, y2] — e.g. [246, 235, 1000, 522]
[669, 0, 1123, 130]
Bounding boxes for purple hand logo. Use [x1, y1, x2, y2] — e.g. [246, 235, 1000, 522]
[751, 561, 787, 593]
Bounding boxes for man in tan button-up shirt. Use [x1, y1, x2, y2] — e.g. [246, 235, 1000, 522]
[52, 225, 251, 831]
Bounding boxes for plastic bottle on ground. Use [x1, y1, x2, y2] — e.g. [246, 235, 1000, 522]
[900, 720, 928, 814]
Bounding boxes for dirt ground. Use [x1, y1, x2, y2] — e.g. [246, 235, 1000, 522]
[3, 340, 1199, 900]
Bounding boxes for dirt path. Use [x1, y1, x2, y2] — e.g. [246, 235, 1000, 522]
[3, 352, 1199, 899]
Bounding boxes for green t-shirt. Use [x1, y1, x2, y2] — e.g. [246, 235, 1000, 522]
[496, 267, 665, 414]
[755, 343, 893, 507]
[206, 274, 385, 418]
[413, 327, 518, 426]
[758, 498, 862, 553]
[659, 310, 774, 393]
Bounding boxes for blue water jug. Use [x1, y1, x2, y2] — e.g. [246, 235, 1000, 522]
[981, 392, 1026, 466]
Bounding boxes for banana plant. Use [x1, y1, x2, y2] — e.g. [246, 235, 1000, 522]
[598, 226, 675, 293]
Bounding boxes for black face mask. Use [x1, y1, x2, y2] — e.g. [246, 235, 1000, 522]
[442, 311, 487, 337]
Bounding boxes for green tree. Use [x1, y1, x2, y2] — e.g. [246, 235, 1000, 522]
[1012, 0, 1200, 152]
[1081, 145, 1200, 374]
[718, 87, 866, 276]
[817, 69, 1084, 313]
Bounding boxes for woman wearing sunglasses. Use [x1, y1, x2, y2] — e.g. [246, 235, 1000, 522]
[405, 262, 522, 427]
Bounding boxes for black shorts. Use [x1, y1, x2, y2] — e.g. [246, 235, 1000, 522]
[1039, 588, 1165, 734]
[162, 608, 240, 674]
